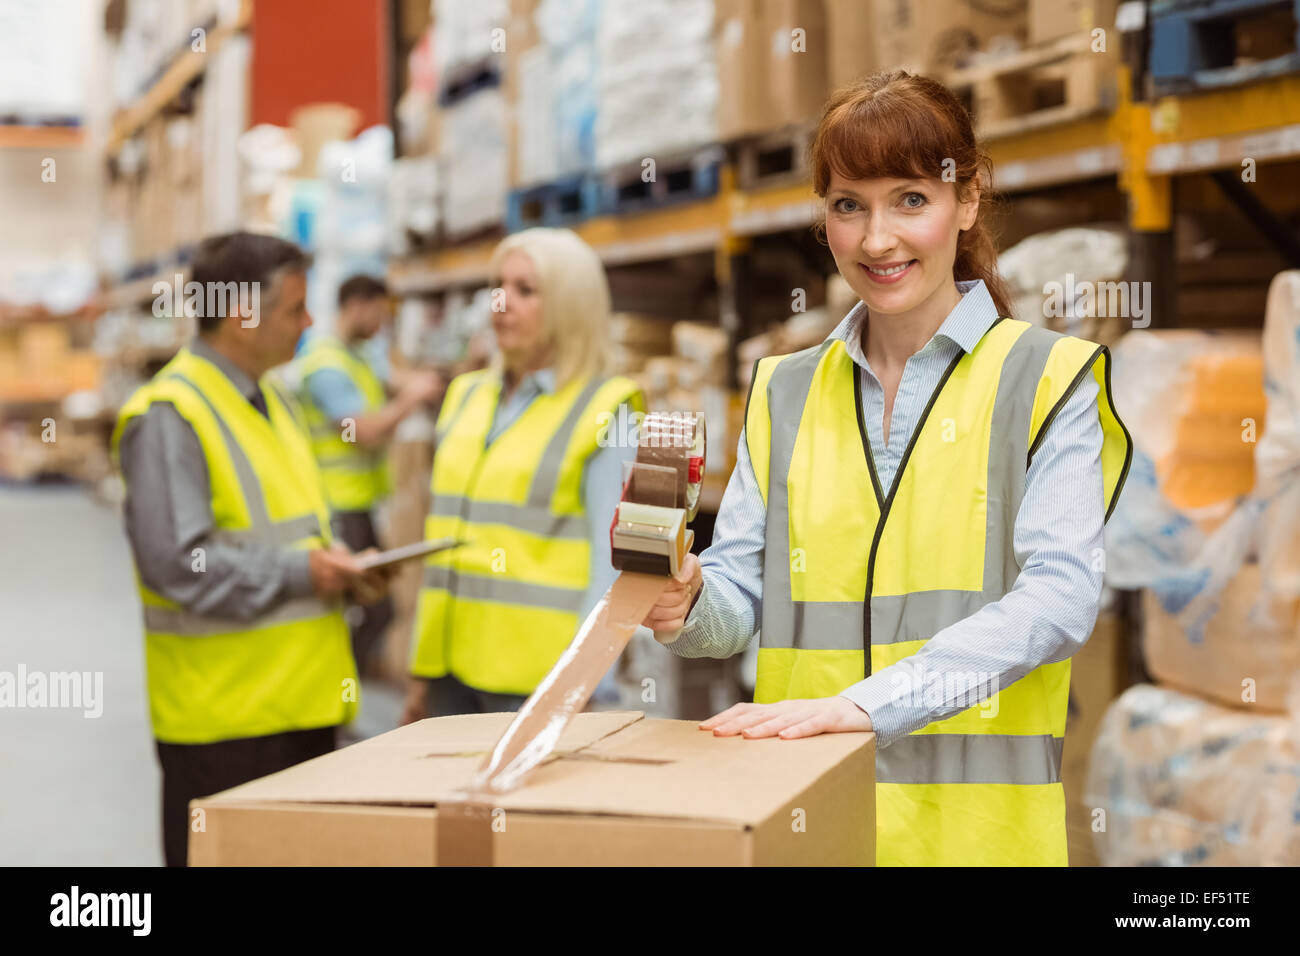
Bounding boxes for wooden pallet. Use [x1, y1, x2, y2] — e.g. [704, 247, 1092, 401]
[1150, 0, 1300, 96]
[506, 173, 603, 232]
[945, 33, 1117, 140]
[733, 123, 814, 192]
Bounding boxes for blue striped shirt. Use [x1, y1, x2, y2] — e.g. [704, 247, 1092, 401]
[672, 279, 1107, 749]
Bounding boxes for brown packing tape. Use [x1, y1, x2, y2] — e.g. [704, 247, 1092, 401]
[475, 571, 671, 794]
[435, 798, 497, 867]
[634, 412, 706, 515]
[473, 411, 707, 797]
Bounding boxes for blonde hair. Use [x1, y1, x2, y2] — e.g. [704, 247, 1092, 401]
[488, 227, 612, 388]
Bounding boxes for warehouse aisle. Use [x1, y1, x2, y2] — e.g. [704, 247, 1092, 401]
[0, 484, 405, 865]
[1, 484, 158, 865]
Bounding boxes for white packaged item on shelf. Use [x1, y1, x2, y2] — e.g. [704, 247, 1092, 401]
[388, 157, 441, 255]
[551, 38, 598, 176]
[1085, 684, 1300, 866]
[441, 89, 508, 236]
[314, 126, 393, 257]
[997, 226, 1129, 329]
[515, 45, 558, 187]
[203, 33, 249, 234]
[0, 0, 87, 118]
[594, 0, 718, 169]
[435, 0, 508, 75]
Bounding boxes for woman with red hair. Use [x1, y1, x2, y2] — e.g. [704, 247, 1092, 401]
[643, 71, 1133, 866]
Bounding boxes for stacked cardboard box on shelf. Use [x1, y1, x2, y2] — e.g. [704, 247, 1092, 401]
[0, 321, 102, 405]
[379, 434, 436, 682]
[870, 0, 1028, 76]
[716, 0, 829, 139]
[607, 312, 674, 375]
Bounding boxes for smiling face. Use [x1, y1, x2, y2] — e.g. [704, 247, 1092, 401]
[492, 250, 550, 370]
[824, 171, 979, 321]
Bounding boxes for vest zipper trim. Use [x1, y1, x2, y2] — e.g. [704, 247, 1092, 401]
[859, 321, 1001, 677]
[852, 365, 885, 509]
[1026, 344, 1102, 466]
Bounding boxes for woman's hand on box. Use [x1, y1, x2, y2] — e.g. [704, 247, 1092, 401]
[701, 696, 873, 739]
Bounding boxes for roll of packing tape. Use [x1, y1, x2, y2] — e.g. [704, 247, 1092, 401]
[635, 411, 706, 521]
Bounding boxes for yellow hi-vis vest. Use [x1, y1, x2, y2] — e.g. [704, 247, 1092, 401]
[295, 335, 390, 512]
[112, 347, 358, 745]
[746, 317, 1133, 866]
[410, 368, 646, 695]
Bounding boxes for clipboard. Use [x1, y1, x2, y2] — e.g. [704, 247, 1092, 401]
[354, 537, 466, 572]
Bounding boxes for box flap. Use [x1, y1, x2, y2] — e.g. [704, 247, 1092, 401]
[199, 711, 874, 828]
[202, 711, 644, 807]
[488, 717, 874, 826]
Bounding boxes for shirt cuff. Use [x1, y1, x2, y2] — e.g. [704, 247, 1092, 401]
[284, 550, 315, 599]
[838, 673, 912, 749]
[664, 576, 713, 656]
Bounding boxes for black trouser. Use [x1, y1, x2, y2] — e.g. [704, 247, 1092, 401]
[425, 673, 529, 717]
[155, 726, 336, 867]
[334, 508, 395, 674]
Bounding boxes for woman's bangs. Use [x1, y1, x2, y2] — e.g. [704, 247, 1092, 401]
[821, 98, 953, 187]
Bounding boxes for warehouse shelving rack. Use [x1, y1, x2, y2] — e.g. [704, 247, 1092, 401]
[388, 57, 1300, 512]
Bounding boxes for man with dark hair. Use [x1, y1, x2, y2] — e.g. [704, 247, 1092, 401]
[111, 231, 391, 867]
[295, 273, 443, 673]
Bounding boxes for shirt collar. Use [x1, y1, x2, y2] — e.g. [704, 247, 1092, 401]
[499, 365, 556, 395]
[831, 279, 1000, 368]
[190, 336, 261, 401]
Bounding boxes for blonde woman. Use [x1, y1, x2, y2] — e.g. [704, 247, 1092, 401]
[401, 228, 647, 720]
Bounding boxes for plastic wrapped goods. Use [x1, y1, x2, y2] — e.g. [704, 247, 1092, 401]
[595, 0, 718, 167]
[441, 89, 507, 235]
[1143, 560, 1300, 713]
[1086, 684, 1300, 866]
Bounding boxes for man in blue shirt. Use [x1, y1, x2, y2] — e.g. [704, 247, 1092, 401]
[297, 275, 444, 673]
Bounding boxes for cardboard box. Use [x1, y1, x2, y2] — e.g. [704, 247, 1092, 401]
[716, 0, 767, 138]
[379, 438, 435, 681]
[825, 0, 879, 90]
[764, 0, 828, 128]
[872, 0, 1028, 74]
[1029, 0, 1116, 46]
[1061, 611, 1126, 866]
[190, 711, 876, 865]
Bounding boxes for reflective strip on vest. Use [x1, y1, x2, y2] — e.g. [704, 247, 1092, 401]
[422, 564, 585, 611]
[427, 377, 604, 612]
[429, 494, 587, 538]
[876, 733, 1065, 786]
[143, 595, 335, 636]
[161, 372, 333, 621]
[169, 371, 280, 535]
[210, 513, 322, 547]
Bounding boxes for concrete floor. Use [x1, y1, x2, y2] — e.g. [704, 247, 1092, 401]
[0, 483, 403, 866]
